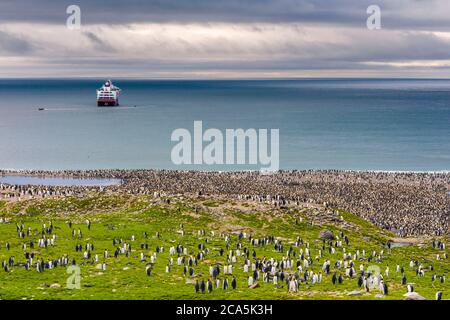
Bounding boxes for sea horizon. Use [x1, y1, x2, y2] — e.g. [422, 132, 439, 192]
[1, 78, 449, 172]
[2, 76, 450, 80]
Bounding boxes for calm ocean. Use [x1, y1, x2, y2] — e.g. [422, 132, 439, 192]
[0, 78, 449, 171]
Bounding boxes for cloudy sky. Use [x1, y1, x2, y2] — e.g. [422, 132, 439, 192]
[1, 0, 450, 78]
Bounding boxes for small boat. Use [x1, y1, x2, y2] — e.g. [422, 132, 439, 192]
[96, 80, 121, 107]
[38, 107, 45, 111]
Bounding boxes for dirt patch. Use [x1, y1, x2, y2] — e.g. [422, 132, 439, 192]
[183, 211, 201, 219]
[211, 223, 255, 235]
[390, 237, 426, 245]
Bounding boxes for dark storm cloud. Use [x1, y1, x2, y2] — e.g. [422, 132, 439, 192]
[0, 31, 33, 54]
[1, 0, 450, 77]
[0, 0, 365, 24]
[83, 31, 116, 52]
[0, 0, 449, 29]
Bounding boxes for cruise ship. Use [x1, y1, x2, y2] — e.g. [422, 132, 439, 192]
[96, 80, 121, 106]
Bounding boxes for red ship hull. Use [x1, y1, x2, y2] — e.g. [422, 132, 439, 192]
[97, 98, 119, 107]
[97, 80, 121, 107]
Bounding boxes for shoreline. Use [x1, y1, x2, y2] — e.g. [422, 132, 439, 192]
[1, 169, 449, 238]
[1, 168, 450, 175]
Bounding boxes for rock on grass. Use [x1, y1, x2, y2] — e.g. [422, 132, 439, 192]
[404, 292, 426, 300]
[319, 229, 334, 240]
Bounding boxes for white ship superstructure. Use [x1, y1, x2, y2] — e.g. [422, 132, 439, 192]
[96, 80, 121, 106]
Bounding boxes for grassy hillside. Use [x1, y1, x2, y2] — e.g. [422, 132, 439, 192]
[0, 193, 448, 300]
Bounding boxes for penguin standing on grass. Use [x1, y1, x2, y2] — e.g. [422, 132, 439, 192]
[358, 275, 363, 287]
[200, 280, 205, 293]
[223, 278, 229, 290]
[364, 277, 370, 292]
[194, 280, 200, 293]
[231, 276, 237, 289]
[207, 279, 213, 293]
[401, 275, 407, 285]
[380, 280, 388, 295]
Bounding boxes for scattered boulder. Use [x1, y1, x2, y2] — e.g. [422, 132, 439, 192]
[404, 292, 426, 300]
[319, 229, 334, 240]
[50, 283, 61, 289]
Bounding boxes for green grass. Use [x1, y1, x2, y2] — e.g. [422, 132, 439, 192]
[0, 194, 448, 300]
